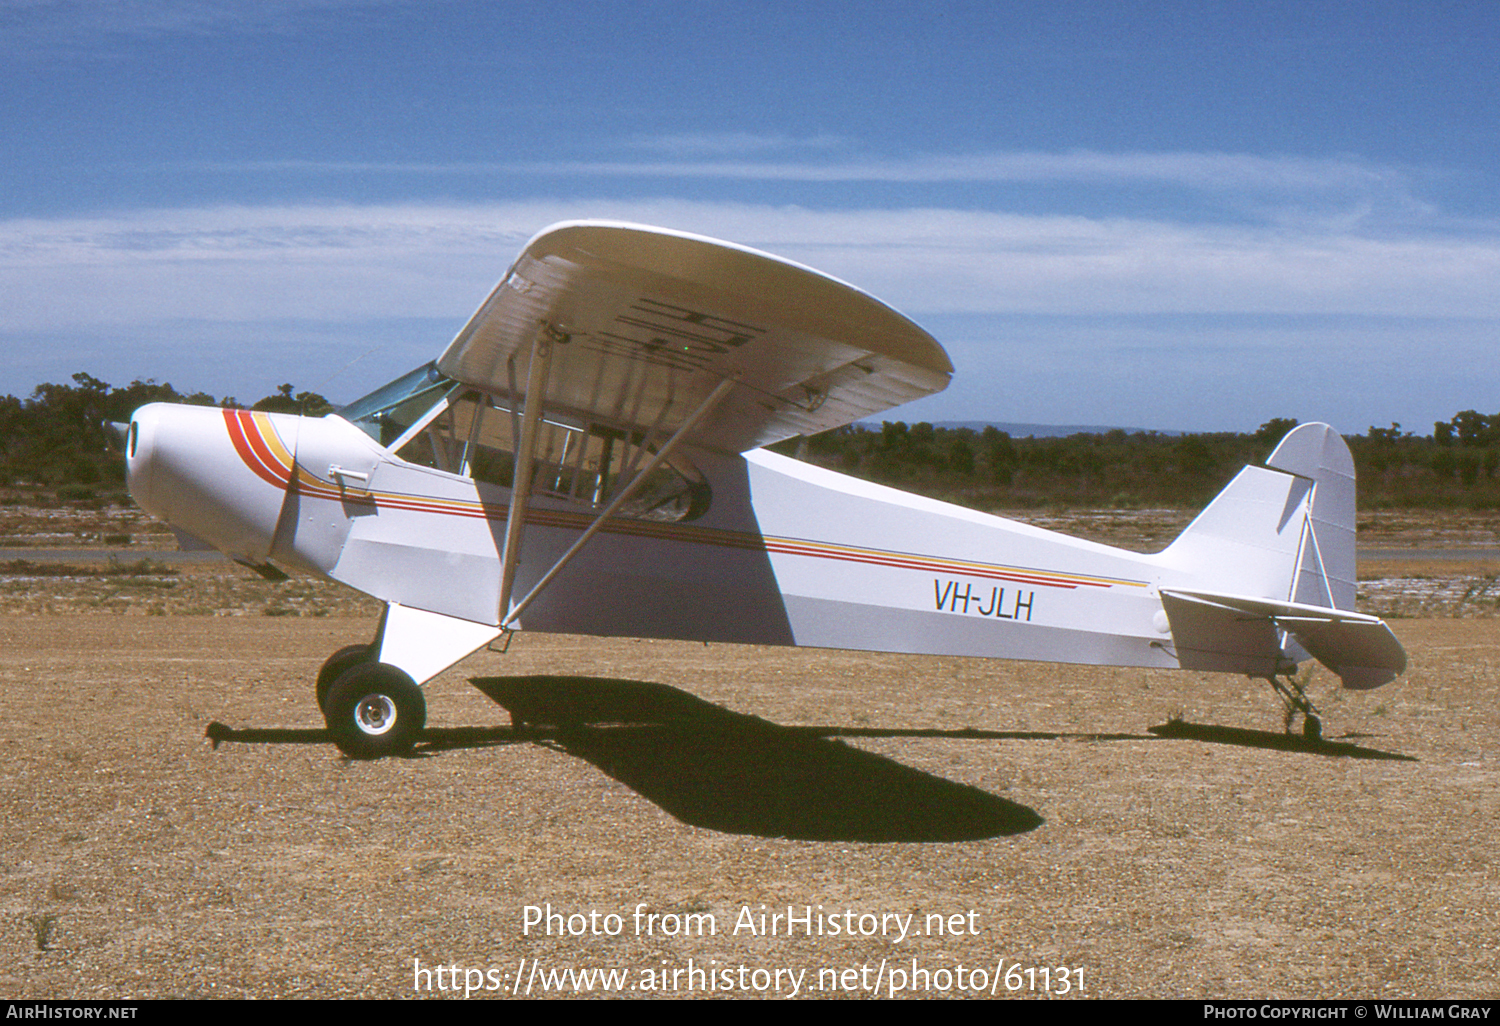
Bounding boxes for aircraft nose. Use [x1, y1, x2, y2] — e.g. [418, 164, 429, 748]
[123, 406, 158, 512]
[124, 402, 296, 563]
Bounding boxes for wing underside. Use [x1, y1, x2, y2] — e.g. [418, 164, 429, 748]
[436, 221, 953, 454]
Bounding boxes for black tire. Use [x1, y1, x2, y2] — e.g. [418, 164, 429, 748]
[324, 663, 426, 759]
[1303, 714, 1323, 742]
[316, 644, 374, 713]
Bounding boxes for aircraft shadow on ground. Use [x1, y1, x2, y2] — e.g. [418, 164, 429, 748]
[1145, 719, 1416, 761]
[470, 675, 1043, 843]
[202, 675, 1413, 842]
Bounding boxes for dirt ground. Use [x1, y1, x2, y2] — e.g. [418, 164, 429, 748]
[2, 502, 1496, 999]
[1, 606, 1496, 1000]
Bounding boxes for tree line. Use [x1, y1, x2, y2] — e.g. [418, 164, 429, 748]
[767, 414, 1500, 511]
[2, 371, 1497, 511]
[0, 373, 330, 496]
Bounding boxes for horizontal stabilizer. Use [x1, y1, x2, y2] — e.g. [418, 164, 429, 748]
[1160, 589, 1406, 690]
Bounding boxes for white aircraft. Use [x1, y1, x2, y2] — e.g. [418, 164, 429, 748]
[120, 221, 1406, 758]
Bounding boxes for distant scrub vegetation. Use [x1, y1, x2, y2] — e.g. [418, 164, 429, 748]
[772, 415, 1500, 511]
[0, 373, 329, 500]
[1, 372, 1497, 511]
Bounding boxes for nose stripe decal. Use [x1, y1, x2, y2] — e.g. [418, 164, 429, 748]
[223, 409, 292, 490]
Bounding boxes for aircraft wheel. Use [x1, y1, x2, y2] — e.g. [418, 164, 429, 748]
[324, 663, 426, 759]
[315, 644, 374, 712]
[1303, 714, 1322, 742]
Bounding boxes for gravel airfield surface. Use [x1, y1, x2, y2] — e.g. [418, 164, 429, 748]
[2, 601, 1497, 1000]
[2, 504, 1495, 1000]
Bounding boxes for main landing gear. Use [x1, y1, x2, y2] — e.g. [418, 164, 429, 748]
[1267, 671, 1323, 742]
[316, 645, 427, 759]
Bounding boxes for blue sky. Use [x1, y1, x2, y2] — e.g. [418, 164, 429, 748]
[2, 0, 1497, 434]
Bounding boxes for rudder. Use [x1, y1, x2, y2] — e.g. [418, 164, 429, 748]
[1264, 422, 1356, 611]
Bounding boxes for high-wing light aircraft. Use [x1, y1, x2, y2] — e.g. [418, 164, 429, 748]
[121, 221, 1406, 758]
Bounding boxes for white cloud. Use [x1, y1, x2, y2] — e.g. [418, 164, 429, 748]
[626, 133, 850, 158]
[172, 148, 1423, 198]
[2, 198, 1497, 334]
[2, 196, 1496, 430]
[467, 149, 1423, 208]
[0, 0, 416, 54]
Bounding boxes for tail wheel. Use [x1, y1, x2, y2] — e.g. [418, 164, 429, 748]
[1268, 671, 1325, 742]
[324, 663, 426, 759]
[316, 644, 375, 712]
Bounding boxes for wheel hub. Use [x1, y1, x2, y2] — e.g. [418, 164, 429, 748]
[353, 693, 398, 736]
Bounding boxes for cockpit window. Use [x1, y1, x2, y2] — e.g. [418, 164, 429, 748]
[338, 362, 458, 448]
[336, 364, 710, 522]
[435, 391, 710, 522]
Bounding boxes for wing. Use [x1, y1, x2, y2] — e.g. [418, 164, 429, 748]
[436, 221, 952, 454]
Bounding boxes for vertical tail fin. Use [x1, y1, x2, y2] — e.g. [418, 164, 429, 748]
[1158, 422, 1353, 609]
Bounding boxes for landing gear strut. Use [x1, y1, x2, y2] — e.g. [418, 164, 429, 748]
[1267, 672, 1323, 741]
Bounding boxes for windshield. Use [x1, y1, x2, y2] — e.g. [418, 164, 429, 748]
[338, 362, 458, 447]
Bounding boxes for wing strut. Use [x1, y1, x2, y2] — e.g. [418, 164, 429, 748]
[500, 376, 737, 630]
[496, 330, 556, 624]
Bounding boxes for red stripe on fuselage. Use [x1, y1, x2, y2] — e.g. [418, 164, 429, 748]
[223, 410, 291, 489]
[239, 412, 294, 487]
[760, 539, 1087, 589]
[254, 421, 1140, 593]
